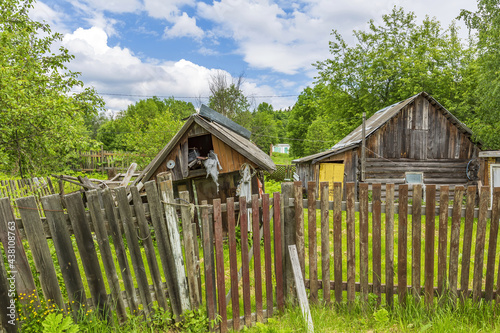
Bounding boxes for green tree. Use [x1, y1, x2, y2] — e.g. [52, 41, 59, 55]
[301, 6, 476, 155]
[460, 0, 500, 148]
[208, 70, 251, 128]
[0, 0, 104, 176]
[250, 102, 278, 152]
[287, 85, 327, 157]
[97, 97, 195, 155]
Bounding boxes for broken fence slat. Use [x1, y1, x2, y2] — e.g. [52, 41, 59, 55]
[289, 245, 314, 333]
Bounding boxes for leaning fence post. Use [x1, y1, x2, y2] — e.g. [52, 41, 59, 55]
[281, 182, 296, 303]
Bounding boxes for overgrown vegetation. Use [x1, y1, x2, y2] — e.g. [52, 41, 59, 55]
[247, 298, 500, 332]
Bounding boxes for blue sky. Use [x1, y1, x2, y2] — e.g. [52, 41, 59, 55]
[31, 0, 477, 115]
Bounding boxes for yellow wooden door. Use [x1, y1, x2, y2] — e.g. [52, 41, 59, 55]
[319, 163, 344, 200]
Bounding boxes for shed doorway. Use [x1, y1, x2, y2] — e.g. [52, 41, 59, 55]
[319, 162, 344, 200]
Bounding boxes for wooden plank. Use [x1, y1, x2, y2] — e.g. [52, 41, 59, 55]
[359, 183, 369, 302]
[289, 245, 314, 333]
[86, 191, 127, 320]
[262, 194, 273, 317]
[346, 182, 356, 302]
[274, 192, 284, 310]
[461, 186, 476, 302]
[437, 186, 449, 297]
[333, 182, 343, 303]
[213, 199, 227, 333]
[227, 197, 240, 330]
[372, 183, 382, 304]
[385, 183, 395, 307]
[412, 184, 423, 299]
[473, 187, 489, 302]
[307, 182, 318, 304]
[41, 194, 87, 317]
[294, 181, 305, 280]
[252, 194, 264, 322]
[179, 191, 200, 310]
[424, 185, 436, 308]
[16, 196, 65, 310]
[282, 183, 296, 302]
[398, 184, 408, 305]
[101, 188, 138, 314]
[239, 196, 252, 327]
[119, 163, 137, 187]
[201, 200, 216, 330]
[115, 187, 153, 316]
[0, 198, 38, 306]
[145, 181, 181, 317]
[64, 192, 110, 321]
[132, 186, 169, 311]
[320, 182, 330, 304]
[159, 178, 191, 312]
[486, 187, 500, 302]
[449, 186, 464, 302]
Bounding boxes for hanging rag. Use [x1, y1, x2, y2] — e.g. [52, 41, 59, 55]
[203, 150, 222, 193]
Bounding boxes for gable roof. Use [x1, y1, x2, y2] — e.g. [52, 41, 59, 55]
[293, 92, 477, 164]
[133, 109, 276, 186]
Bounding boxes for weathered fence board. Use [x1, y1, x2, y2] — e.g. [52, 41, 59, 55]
[398, 184, 408, 304]
[307, 182, 318, 304]
[17, 196, 66, 310]
[385, 183, 395, 307]
[320, 182, 330, 304]
[64, 192, 110, 320]
[213, 199, 227, 333]
[41, 194, 87, 318]
[252, 194, 264, 322]
[115, 187, 153, 316]
[333, 182, 343, 303]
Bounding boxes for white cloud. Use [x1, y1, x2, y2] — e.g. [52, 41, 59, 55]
[61, 27, 221, 113]
[76, 0, 142, 14]
[164, 12, 204, 39]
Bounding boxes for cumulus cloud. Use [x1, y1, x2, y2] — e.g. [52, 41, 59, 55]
[164, 12, 204, 39]
[61, 27, 221, 113]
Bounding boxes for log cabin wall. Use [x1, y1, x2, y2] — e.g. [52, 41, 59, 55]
[363, 95, 479, 186]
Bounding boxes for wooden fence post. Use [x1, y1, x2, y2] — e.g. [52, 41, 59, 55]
[281, 182, 296, 303]
[424, 185, 436, 308]
[180, 191, 201, 309]
[159, 178, 191, 312]
[307, 182, 318, 304]
[485, 187, 500, 302]
[294, 181, 305, 280]
[201, 200, 216, 330]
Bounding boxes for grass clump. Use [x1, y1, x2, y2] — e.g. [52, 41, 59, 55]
[246, 296, 500, 332]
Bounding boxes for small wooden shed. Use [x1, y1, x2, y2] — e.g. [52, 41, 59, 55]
[132, 105, 276, 207]
[293, 92, 482, 198]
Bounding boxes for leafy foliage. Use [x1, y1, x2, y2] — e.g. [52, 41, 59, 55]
[288, 6, 478, 157]
[97, 97, 195, 156]
[459, 0, 500, 148]
[42, 313, 79, 333]
[0, 0, 104, 176]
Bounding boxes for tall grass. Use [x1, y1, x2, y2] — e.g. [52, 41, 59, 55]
[247, 297, 500, 332]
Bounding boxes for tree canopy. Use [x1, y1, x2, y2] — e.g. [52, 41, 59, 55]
[287, 6, 479, 157]
[97, 97, 195, 157]
[0, 0, 104, 176]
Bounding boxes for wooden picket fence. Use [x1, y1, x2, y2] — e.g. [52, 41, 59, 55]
[75, 149, 154, 173]
[0, 177, 284, 332]
[2, 180, 500, 333]
[283, 181, 500, 308]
